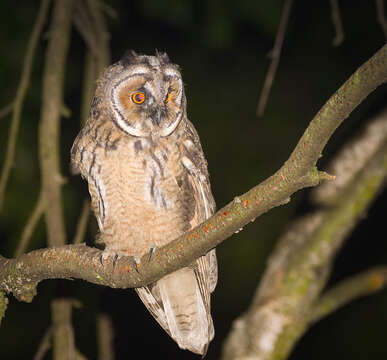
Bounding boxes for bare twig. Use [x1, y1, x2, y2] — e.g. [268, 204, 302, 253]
[97, 313, 115, 360]
[98, 0, 118, 19]
[76, 0, 111, 124]
[330, 0, 345, 46]
[33, 327, 53, 360]
[310, 266, 387, 323]
[39, 0, 73, 247]
[86, 0, 110, 74]
[256, 0, 293, 117]
[73, 1, 99, 57]
[376, 0, 387, 39]
[0, 102, 14, 120]
[0, 0, 51, 211]
[14, 192, 45, 257]
[72, 199, 90, 244]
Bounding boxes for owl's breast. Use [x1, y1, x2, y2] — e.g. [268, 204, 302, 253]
[99, 136, 192, 257]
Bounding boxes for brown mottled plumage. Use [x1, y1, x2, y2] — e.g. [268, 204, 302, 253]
[71, 51, 217, 355]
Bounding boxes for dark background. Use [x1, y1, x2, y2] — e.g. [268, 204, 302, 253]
[0, 1, 386, 359]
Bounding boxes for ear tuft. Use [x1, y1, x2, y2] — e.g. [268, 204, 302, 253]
[120, 50, 139, 67]
[156, 50, 171, 65]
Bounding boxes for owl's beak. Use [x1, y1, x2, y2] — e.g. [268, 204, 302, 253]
[150, 107, 164, 126]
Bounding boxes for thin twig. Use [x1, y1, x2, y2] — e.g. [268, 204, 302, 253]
[14, 192, 45, 257]
[0, 102, 14, 121]
[0, 0, 51, 211]
[72, 199, 90, 244]
[33, 327, 53, 360]
[97, 313, 115, 360]
[73, 1, 99, 56]
[86, 0, 111, 73]
[310, 266, 387, 323]
[98, 0, 118, 19]
[256, 0, 293, 117]
[330, 0, 345, 46]
[376, 0, 387, 39]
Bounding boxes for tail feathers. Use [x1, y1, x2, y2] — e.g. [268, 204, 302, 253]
[157, 267, 213, 355]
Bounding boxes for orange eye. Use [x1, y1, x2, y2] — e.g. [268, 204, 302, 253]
[131, 92, 145, 104]
[165, 92, 171, 103]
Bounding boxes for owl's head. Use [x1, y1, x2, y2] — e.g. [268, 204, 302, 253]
[101, 50, 186, 138]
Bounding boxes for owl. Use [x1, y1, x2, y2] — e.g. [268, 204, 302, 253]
[71, 50, 217, 355]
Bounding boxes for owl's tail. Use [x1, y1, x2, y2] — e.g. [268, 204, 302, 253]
[157, 267, 213, 355]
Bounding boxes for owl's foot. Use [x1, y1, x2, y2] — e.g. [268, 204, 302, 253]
[148, 246, 156, 262]
[133, 257, 140, 273]
[99, 249, 123, 269]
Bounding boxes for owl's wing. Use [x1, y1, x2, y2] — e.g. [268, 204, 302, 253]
[135, 286, 171, 336]
[180, 119, 218, 340]
[70, 125, 107, 231]
[181, 119, 218, 291]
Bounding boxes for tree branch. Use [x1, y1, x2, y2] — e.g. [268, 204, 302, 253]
[0, 0, 51, 210]
[376, 0, 387, 39]
[0, 45, 385, 303]
[310, 266, 387, 323]
[97, 313, 115, 360]
[256, 0, 293, 117]
[72, 199, 90, 244]
[221, 108, 387, 359]
[14, 191, 45, 257]
[0, 102, 14, 121]
[39, 0, 73, 247]
[0, 291, 7, 325]
[330, 0, 345, 46]
[52, 298, 76, 360]
[33, 327, 53, 360]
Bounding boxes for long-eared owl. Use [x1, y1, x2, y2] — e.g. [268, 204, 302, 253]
[71, 51, 217, 355]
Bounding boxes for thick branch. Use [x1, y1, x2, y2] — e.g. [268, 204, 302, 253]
[39, 0, 73, 246]
[0, 45, 386, 303]
[221, 119, 387, 359]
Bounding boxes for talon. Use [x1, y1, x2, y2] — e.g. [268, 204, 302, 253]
[99, 254, 104, 266]
[148, 247, 155, 262]
[113, 254, 119, 269]
[133, 258, 140, 273]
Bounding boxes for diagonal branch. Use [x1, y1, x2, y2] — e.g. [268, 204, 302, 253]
[0, 45, 386, 303]
[221, 109, 387, 359]
[14, 191, 45, 257]
[310, 266, 387, 323]
[256, 0, 293, 117]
